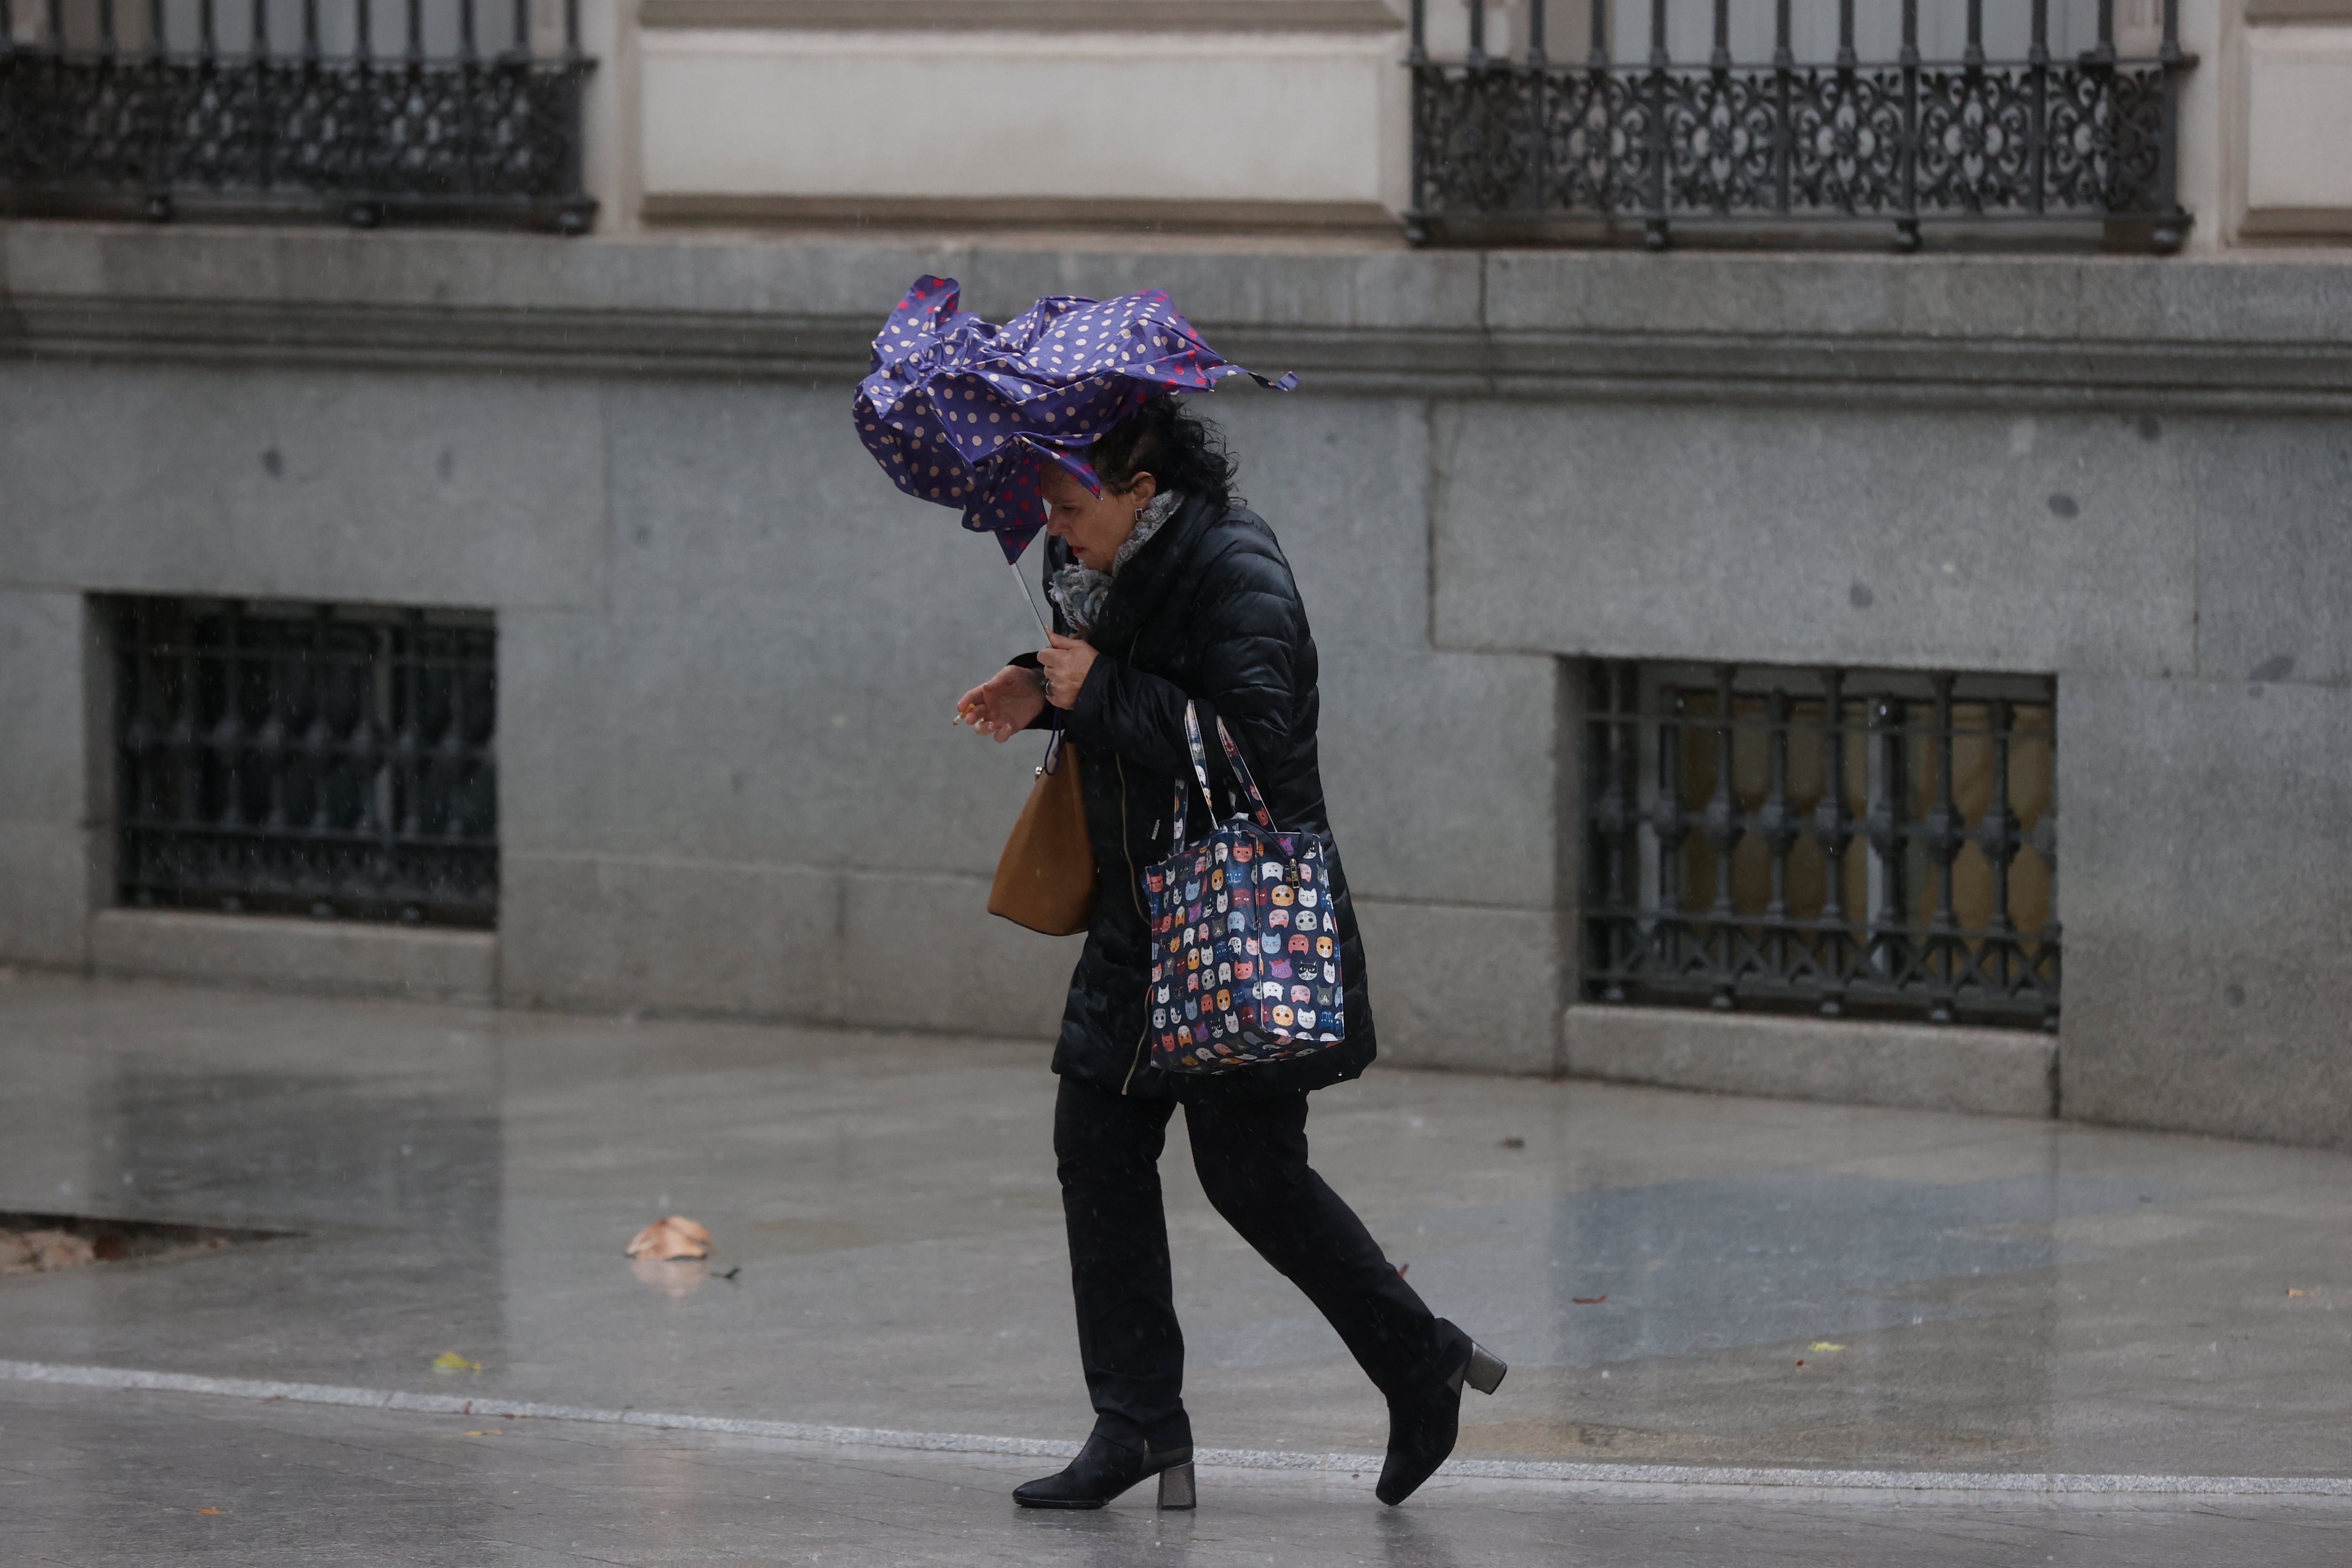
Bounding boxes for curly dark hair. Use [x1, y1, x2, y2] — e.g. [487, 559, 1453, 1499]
[1086, 395, 1239, 513]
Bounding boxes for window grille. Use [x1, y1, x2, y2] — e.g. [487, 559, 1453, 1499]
[113, 597, 498, 928]
[1406, 0, 2193, 253]
[1582, 661, 2057, 1028]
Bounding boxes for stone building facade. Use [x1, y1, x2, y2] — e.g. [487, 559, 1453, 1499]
[3, 1, 2350, 1149]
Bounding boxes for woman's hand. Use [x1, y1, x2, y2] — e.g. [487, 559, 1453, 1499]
[1039, 633, 1099, 709]
[956, 665, 1048, 742]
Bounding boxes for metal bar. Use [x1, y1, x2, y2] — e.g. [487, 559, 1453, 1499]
[1982, 698, 2018, 999]
[47, 0, 63, 51]
[1652, 685, 1687, 979]
[1710, 0, 1727, 72]
[405, 0, 421, 62]
[1815, 669, 1848, 1016]
[2029, 0, 2048, 215]
[1645, 0, 1668, 248]
[1896, 0, 1920, 251]
[1965, 0, 1982, 69]
[251, 0, 266, 54]
[99, 0, 114, 52]
[1836, 0, 1854, 71]
[198, 0, 213, 55]
[1763, 688, 1792, 990]
[513, 0, 528, 55]
[564, 0, 579, 57]
[1924, 674, 1960, 1023]
[1773, 0, 1792, 214]
[302, 0, 317, 59]
[1526, 0, 1543, 66]
[355, 0, 371, 60]
[1704, 666, 1740, 1010]
[461, 0, 477, 57]
[2094, 0, 2116, 65]
[1407, 0, 1423, 62]
[1465, 0, 1484, 69]
[1589, 0, 1605, 64]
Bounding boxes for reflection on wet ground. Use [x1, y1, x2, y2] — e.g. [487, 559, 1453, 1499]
[1, 971, 2349, 1487]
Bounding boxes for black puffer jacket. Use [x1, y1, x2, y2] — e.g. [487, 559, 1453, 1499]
[1017, 493, 1377, 1101]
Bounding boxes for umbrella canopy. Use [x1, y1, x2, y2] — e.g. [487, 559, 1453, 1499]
[852, 276, 1295, 562]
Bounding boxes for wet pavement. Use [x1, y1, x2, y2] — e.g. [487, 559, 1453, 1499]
[3, 970, 2351, 1562]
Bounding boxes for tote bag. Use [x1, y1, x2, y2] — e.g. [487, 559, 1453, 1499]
[1142, 702, 1344, 1075]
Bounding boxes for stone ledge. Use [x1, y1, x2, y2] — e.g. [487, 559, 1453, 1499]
[6, 224, 2352, 409]
[1563, 1004, 2057, 1119]
[90, 909, 497, 1004]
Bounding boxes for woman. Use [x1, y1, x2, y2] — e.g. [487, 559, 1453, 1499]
[957, 397, 1504, 1512]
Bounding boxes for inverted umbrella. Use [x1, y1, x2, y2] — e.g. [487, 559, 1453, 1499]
[852, 276, 1295, 627]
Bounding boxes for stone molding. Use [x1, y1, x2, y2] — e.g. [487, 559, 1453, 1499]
[2245, 0, 2352, 19]
[640, 195, 1404, 236]
[6, 224, 2352, 412]
[639, 0, 1405, 30]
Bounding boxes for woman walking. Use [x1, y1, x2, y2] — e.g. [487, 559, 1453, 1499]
[955, 395, 1505, 1511]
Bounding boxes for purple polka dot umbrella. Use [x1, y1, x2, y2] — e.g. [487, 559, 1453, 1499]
[852, 275, 1296, 566]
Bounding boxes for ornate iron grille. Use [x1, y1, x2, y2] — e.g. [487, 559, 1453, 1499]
[113, 597, 499, 928]
[1408, 0, 2192, 252]
[0, 0, 594, 231]
[1583, 662, 2057, 1028]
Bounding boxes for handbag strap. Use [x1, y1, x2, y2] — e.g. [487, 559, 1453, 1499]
[1171, 701, 1277, 846]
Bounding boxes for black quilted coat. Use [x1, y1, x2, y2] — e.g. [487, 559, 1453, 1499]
[1015, 493, 1377, 1101]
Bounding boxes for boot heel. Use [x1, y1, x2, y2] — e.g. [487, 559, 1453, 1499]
[1156, 1461, 1197, 1511]
[1463, 1343, 1508, 1396]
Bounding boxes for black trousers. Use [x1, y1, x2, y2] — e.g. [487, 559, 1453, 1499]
[1053, 1075, 1445, 1448]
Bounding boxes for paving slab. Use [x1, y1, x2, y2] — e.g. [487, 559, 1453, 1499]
[0, 969, 2348, 1505]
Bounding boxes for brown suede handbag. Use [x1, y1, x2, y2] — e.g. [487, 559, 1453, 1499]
[988, 724, 1097, 935]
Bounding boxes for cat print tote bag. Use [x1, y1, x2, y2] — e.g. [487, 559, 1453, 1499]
[1142, 702, 1344, 1075]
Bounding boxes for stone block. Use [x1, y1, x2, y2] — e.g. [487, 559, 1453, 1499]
[1351, 899, 1563, 1075]
[0, 362, 605, 611]
[1315, 649, 1563, 908]
[839, 872, 1081, 1039]
[2060, 673, 2352, 1148]
[0, 590, 89, 822]
[0, 823, 92, 969]
[498, 852, 844, 1021]
[1429, 399, 2196, 679]
[1563, 1005, 2056, 1118]
[89, 909, 495, 1003]
[2185, 416, 2352, 688]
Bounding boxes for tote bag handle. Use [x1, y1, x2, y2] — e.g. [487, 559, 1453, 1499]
[1167, 700, 1278, 847]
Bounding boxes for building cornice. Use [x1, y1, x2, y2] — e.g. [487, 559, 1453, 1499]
[6, 223, 2352, 414]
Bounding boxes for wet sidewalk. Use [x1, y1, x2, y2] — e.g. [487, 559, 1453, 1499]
[2, 971, 2350, 1563]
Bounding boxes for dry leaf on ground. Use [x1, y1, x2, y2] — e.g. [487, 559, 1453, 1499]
[1572, 1295, 1607, 1305]
[0, 1229, 97, 1274]
[431, 1351, 485, 1373]
[626, 1215, 713, 1261]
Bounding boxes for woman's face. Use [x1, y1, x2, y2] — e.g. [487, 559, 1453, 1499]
[1043, 465, 1158, 571]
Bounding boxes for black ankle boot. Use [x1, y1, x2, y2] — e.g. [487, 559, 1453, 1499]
[1013, 1426, 1197, 1511]
[1375, 1319, 1507, 1507]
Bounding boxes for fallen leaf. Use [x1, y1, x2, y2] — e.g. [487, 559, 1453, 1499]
[626, 1215, 714, 1261]
[1810, 1342, 1847, 1352]
[1499, 1136, 1526, 1150]
[630, 1257, 711, 1297]
[1572, 1295, 1607, 1305]
[2287, 1288, 2315, 1297]
[1795, 1360, 1805, 1368]
[431, 1352, 485, 1373]
[196, 1507, 224, 1515]
[716, 1266, 741, 1281]
[464, 1430, 503, 1438]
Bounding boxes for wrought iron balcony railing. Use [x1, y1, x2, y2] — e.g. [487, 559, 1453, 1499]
[0, 0, 594, 231]
[1409, 0, 2193, 252]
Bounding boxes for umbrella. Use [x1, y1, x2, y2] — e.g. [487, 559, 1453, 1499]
[852, 276, 1296, 630]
